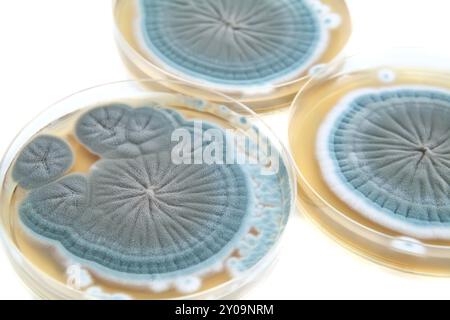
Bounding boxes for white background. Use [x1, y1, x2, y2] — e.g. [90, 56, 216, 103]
[1, 0, 450, 300]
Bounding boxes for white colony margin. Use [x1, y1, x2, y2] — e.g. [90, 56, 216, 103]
[20, 116, 290, 297]
[316, 84, 450, 240]
[52, 159, 288, 297]
[22, 158, 251, 296]
[132, 0, 339, 95]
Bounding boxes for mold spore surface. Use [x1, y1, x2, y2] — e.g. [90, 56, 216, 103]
[17, 102, 291, 291]
[13, 135, 73, 189]
[20, 153, 251, 276]
[318, 87, 450, 239]
[75, 104, 182, 159]
[20, 174, 89, 231]
[17, 103, 254, 283]
[138, 0, 327, 87]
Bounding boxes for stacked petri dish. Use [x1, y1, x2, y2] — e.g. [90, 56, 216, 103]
[289, 48, 450, 275]
[113, 0, 352, 112]
[0, 80, 295, 299]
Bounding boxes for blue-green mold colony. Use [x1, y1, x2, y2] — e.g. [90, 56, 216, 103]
[319, 87, 450, 238]
[15, 103, 291, 288]
[13, 135, 73, 190]
[138, 0, 326, 86]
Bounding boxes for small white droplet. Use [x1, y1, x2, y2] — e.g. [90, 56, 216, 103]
[378, 69, 396, 83]
[218, 105, 230, 115]
[323, 13, 341, 29]
[149, 280, 171, 293]
[391, 237, 427, 256]
[86, 287, 131, 300]
[175, 276, 202, 294]
[210, 261, 225, 273]
[66, 264, 92, 289]
[308, 63, 327, 76]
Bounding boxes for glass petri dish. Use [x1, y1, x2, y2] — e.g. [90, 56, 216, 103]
[113, 0, 352, 113]
[0, 79, 295, 299]
[289, 48, 450, 275]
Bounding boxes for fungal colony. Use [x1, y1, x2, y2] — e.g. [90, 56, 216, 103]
[318, 87, 450, 239]
[135, 0, 341, 91]
[13, 100, 291, 298]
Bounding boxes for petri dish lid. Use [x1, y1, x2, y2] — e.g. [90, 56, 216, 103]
[113, 0, 352, 113]
[0, 79, 296, 299]
[289, 48, 450, 275]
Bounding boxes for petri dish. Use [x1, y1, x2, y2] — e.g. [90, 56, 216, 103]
[289, 48, 450, 275]
[0, 79, 295, 299]
[113, 0, 352, 113]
